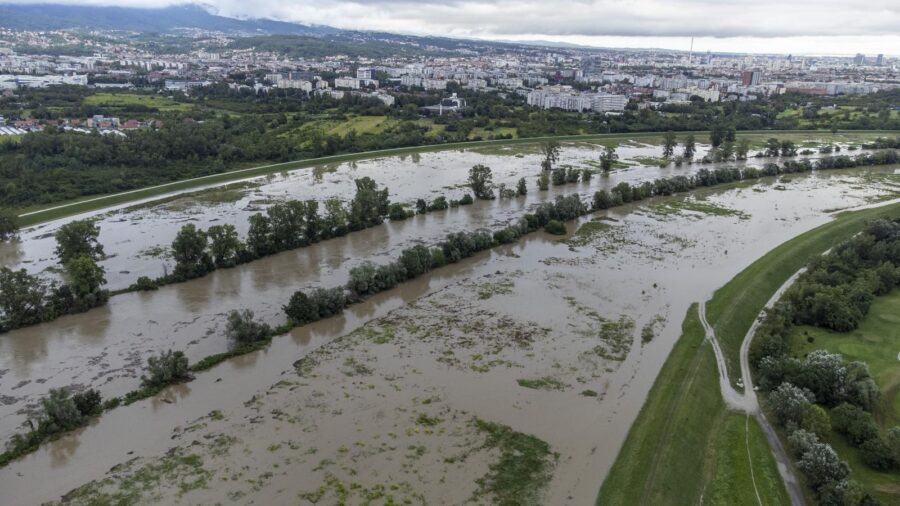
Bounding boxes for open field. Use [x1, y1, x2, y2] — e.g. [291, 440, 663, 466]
[82, 92, 195, 112]
[596, 304, 789, 505]
[706, 201, 900, 387]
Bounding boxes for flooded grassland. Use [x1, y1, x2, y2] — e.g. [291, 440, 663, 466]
[0, 163, 898, 504]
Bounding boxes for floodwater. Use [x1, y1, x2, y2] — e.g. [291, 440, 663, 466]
[0, 139, 898, 504]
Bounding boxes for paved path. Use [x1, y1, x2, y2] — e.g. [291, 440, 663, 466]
[697, 271, 808, 506]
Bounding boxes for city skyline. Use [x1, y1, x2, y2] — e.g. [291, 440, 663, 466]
[2, 0, 899, 57]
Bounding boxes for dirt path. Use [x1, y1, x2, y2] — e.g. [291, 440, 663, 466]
[698, 293, 807, 506]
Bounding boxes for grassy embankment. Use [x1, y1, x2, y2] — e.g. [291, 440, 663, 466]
[596, 304, 789, 505]
[707, 201, 900, 387]
[788, 290, 900, 502]
[598, 200, 900, 505]
[15, 129, 896, 228]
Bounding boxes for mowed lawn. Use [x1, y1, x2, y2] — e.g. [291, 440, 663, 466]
[596, 304, 789, 505]
[789, 290, 900, 503]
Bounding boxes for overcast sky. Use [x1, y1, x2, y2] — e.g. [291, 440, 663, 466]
[12, 0, 900, 56]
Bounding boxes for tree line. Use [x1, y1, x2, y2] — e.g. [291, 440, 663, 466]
[749, 218, 900, 505]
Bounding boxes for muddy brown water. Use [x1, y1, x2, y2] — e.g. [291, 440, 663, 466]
[0, 140, 898, 504]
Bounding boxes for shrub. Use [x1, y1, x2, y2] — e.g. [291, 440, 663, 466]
[544, 220, 566, 235]
[225, 309, 271, 344]
[831, 403, 879, 446]
[388, 203, 408, 221]
[141, 350, 191, 389]
[72, 389, 103, 417]
[130, 276, 158, 291]
[459, 194, 474, 205]
[37, 388, 83, 434]
[428, 196, 449, 211]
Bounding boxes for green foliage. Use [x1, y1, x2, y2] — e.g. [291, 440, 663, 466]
[468, 164, 495, 200]
[283, 287, 346, 325]
[599, 145, 618, 173]
[206, 224, 241, 267]
[225, 309, 271, 345]
[0, 267, 47, 331]
[473, 418, 555, 506]
[141, 350, 191, 389]
[0, 208, 18, 240]
[510, 177, 526, 198]
[388, 203, 408, 221]
[171, 223, 211, 280]
[537, 170, 550, 191]
[544, 220, 566, 235]
[349, 177, 390, 230]
[64, 255, 106, 298]
[54, 219, 104, 264]
[129, 275, 158, 291]
[662, 131, 677, 158]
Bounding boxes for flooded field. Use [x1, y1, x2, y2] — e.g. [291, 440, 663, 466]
[1, 137, 899, 504]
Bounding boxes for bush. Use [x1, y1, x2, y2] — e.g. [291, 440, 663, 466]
[225, 309, 271, 344]
[544, 220, 566, 235]
[388, 203, 408, 221]
[428, 196, 449, 211]
[141, 350, 191, 389]
[129, 276, 158, 291]
[769, 382, 814, 428]
[72, 389, 103, 417]
[37, 388, 83, 434]
[831, 403, 879, 446]
[459, 194, 474, 205]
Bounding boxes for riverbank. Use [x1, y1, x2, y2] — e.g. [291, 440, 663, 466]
[597, 200, 900, 504]
[13, 129, 894, 227]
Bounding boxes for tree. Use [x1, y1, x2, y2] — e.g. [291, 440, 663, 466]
[600, 146, 618, 173]
[141, 350, 191, 388]
[593, 190, 612, 210]
[540, 141, 561, 171]
[797, 442, 849, 489]
[0, 267, 47, 330]
[349, 177, 390, 229]
[468, 164, 495, 200]
[768, 382, 814, 427]
[662, 131, 677, 158]
[64, 255, 106, 298]
[801, 403, 831, 438]
[537, 171, 550, 191]
[207, 224, 241, 267]
[0, 208, 18, 241]
[225, 309, 271, 344]
[171, 224, 209, 279]
[682, 135, 696, 160]
[719, 141, 735, 161]
[71, 389, 103, 417]
[323, 198, 349, 238]
[55, 219, 104, 264]
[516, 177, 528, 196]
[247, 213, 273, 256]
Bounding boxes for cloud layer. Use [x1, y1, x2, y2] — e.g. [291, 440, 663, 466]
[7, 0, 900, 55]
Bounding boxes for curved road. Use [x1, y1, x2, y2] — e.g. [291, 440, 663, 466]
[698, 270, 807, 506]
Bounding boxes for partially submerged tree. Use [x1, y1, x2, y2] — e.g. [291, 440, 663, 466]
[468, 164, 495, 200]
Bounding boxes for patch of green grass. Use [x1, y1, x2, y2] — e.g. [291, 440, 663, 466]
[473, 418, 557, 506]
[516, 376, 566, 391]
[83, 92, 194, 112]
[598, 305, 789, 504]
[789, 290, 900, 428]
[707, 201, 900, 386]
[565, 220, 612, 247]
[630, 156, 670, 168]
[707, 414, 792, 505]
[647, 198, 751, 220]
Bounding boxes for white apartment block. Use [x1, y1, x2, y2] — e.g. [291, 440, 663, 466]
[334, 77, 361, 89]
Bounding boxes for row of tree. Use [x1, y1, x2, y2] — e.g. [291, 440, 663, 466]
[749, 218, 900, 504]
[0, 219, 109, 333]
